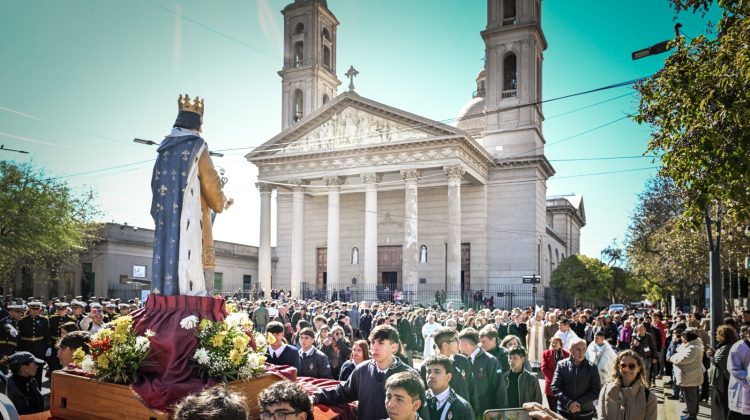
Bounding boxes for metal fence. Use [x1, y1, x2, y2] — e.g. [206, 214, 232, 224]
[298, 282, 542, 310]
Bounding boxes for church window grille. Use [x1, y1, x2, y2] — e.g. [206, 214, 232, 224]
[293, 89, 304, 123]
[502, 0, 516, 25]
[323, 46, 331, 68]
[502, 53, 517, 98]
[294, 42, 304, 67]
[294, 23, 305, 35]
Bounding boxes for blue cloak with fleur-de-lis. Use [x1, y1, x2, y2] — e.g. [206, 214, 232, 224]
[150, 129, 205, 296]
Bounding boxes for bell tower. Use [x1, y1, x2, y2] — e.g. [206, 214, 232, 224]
[279, 0, 341, 130]
[481, 0, 546, 158]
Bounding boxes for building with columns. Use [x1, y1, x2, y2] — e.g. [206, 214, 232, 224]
[246, 0, 586, 302]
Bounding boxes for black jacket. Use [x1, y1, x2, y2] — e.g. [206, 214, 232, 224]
[486, 345, 511, 374]
[314, 357, 425, 420]
[550, 357, 601, 417]
[360, 314, 373, 337]
[419, 354, 473, 404]
[298, 348, 332, 379]
[425, 388, 475, 420]
[4, 373, 44, 415]
[468, 349, 507, 414]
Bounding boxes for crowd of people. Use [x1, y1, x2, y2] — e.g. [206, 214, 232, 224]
[0, 293, 740, 419]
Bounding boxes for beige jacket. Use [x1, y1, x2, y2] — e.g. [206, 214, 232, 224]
[197, 148, 226, 268]
[597, 380, 657, 420]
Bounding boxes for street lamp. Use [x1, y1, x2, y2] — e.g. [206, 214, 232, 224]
[631, 23, 682, 60]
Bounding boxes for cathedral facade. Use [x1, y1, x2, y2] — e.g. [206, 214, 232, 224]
[246, 0, 585, 302]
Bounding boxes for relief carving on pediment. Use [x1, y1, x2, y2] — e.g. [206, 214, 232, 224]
[277, 107, 431, 154]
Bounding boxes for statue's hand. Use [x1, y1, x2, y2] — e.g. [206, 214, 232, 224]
[225, 198, 234, 210]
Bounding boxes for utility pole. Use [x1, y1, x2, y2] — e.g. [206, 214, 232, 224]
[706, 204, 722, 349]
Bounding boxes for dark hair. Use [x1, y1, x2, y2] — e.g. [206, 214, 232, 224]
[267, 321, 284, 334]
[479, 325, 498, 340]
[57, 331, 90, 353]
[508, 346, 527, 357]
[717, 325, 738, 346]
[369, 325, 400, 343]
[257, 380, 313, 419]
[595, 330, 607, 338]
[299, 327, 315, 339]
[297, 320, 311, 330]
[423, 354, 453, 374]
[458, 328, 480, 346]
[60, 321, 80, 335]
[351, 339, 371, 362]
[385, 371, 424, 403]
[173, 385, 249, 420]
[432, 326, 458, 349]
[683, 329, 699, 342]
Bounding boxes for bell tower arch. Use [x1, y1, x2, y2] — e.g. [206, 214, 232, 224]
[279, 0, 341, 130]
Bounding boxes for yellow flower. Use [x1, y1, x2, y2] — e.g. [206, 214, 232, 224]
[96, 354, 110, 369]
[232, 334, 250, 351]
[225, 302, 237, 313]
[199, 319, 211, 330]
[95, 329, 113, 341]
[229, 349, 244, 366]
[257, 354, 267, 365]
[72, 348, 86, 364]
[266, 332, 276, 345]
[211, 331, 227, 347]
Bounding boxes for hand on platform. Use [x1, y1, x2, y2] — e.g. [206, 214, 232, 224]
[225, 198, 234, 210]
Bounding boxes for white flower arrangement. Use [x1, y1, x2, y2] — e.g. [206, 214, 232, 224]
[135, 336, 150, 353]
[180, 315, 199, 330]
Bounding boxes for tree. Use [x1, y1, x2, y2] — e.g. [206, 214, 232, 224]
[551, 254, 612, 307]
[0, 161, 101, 293]
[634, 0, 749, 224]
[625, 176, 708, 304]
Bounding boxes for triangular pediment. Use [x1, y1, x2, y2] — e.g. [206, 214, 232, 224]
[246, 92, 466, 160]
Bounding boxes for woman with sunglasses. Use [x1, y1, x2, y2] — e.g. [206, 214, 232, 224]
[339, 339, 370, 381]
[597, 349, 657, 420]
[322, 325, 351, 379]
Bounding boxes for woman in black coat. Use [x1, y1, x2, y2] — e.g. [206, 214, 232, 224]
[708, 324, 737, 420]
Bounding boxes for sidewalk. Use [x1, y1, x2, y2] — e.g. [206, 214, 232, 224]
[659, 377, 712, 420]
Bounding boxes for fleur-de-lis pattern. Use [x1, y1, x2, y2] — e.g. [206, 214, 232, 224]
[150, 135, 204, 296]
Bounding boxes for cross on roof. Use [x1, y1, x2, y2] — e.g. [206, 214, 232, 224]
[345, 65, 359, 92]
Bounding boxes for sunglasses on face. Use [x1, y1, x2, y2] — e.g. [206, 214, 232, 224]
[619, 363, 637, 370]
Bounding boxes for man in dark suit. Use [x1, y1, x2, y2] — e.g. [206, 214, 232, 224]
[266, 321, 301, 372]
[458, 327, 507, 417]
[297, 327, 332, 379]
[422, 326, 473, 404]
[273, 304, 294, 343]
[479, 325, 510, 373]
[423, 355, 475, 420]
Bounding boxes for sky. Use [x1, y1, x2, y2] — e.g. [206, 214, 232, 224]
[0, 0, 719, 259]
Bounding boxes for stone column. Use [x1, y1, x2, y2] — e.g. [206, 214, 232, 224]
[401, 169, 422, 297]
[362, 173, 382, 295]
[325, 177, 345, 286]
[445, 166, 465, 302]
[256, 182, 275, 299]
[290, 179, 309, 298]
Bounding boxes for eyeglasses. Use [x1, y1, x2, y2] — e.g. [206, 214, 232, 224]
[333, 332, 342, 337]
[259, 410, 300, 420]
[619, 363, 638, 370]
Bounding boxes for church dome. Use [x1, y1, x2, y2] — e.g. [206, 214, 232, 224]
[455, 96, 486, 137]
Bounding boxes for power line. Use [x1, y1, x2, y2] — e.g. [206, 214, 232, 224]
[550, 155, 656, 162]
[0, 144, 28, 154]
[545, 92, 634, 120]
[143, 0, 277, 61]
[221, 77, 645, 157]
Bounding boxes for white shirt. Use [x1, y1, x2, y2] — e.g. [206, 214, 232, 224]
[300, 347, 315, 358]
[470, 347, 481, 364]
[269, 344, 287, 359]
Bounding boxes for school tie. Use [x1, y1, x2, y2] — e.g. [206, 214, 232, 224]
[376, 370, 385, 383]
[428, 396, 439, 420]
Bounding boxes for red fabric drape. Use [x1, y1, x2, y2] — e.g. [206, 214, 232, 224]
[129, 294, 227, 411]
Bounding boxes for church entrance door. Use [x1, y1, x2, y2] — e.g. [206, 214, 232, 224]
[377, 245, 402, 301]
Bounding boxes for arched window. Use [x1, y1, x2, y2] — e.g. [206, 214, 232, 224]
[503, 0, 516, 25]
[322, 28, 331, 41]
[322, 94, 329, 105]
[503, 53, 517, 93]
[294, 42, 304, 67]
[323, 46, 331, 68]
[351, 247, 359, 265]
[555, 249, 560, 265]
[293, 89, 303, 122]
[419, 245, 428, 263]
[294, 23, 305, 35]
[548, 244, 554, 274]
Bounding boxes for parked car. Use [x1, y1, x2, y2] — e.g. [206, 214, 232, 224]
[608, 303, 627, 313]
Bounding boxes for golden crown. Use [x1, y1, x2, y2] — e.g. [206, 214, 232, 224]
[177, 94, 205, 115]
